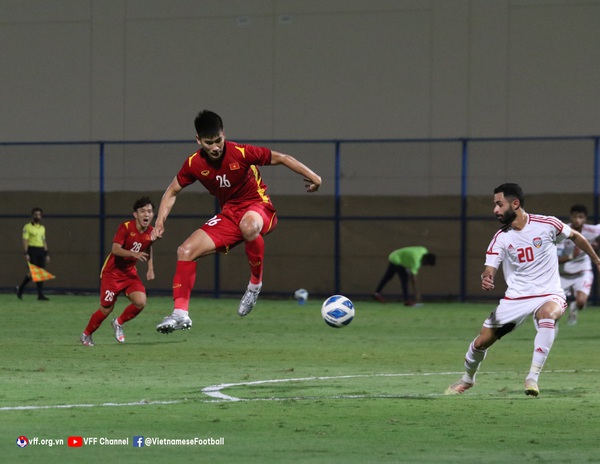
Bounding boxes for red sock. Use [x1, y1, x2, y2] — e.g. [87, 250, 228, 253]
[84, 309, 108, 335]
[173, 260, 197, 311]
[117, 304, 142, 325]
[245, 235, 264, 285]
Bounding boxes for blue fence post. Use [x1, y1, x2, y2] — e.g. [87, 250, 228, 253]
[99, 142, 106, 274]
[594, 137, 599, 223]
[213, 196, 220, 298]
[460, 139, 468, 302]
[593, 137, 600, 305]
[334, 141, 342, 294]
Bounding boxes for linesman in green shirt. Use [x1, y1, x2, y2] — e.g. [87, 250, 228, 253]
[17, 207, 50, 300]
[373, 246, 436, 306]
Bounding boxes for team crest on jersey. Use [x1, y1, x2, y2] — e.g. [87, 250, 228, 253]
[533, 237, 542, 248]
[229, 162, 240, 170]
[201, 170, 210, 176]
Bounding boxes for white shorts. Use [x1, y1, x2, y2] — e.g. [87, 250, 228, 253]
[560, 270, 594, 298]
[483, 295, 566, 332]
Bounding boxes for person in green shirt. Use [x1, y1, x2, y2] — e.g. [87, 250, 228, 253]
[17, 207, 50, 300]
[373, 246, 436, 306]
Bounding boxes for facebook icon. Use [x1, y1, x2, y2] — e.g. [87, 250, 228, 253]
[133, 436, 145, 447]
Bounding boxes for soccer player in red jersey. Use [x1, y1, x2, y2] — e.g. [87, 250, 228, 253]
[80, 197, 155, 346]
[153, 110, 321, 333]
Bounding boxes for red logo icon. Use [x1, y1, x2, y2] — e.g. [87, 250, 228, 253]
[68, 436, 83, 447]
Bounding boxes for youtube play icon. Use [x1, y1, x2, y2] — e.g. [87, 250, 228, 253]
[68, 436, 83, 447]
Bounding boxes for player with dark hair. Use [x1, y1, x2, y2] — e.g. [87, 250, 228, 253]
[446, 183, 600, 396]
[152, 109, 321, 333]
[17, 207, 50, 300]
[80, 197, 155, 346]
[557, 203, 600, 325]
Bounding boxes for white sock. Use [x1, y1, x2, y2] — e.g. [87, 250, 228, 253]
[528, 319, 555, 382]
[248, 282, 262, 292]
[173, 308, 188, 316]
[462, 341, 487, 384]
[569, 301, 578, 312]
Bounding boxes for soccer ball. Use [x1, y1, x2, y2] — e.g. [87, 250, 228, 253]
[321, 295, 354, 328]
[294, 288, 309, 304]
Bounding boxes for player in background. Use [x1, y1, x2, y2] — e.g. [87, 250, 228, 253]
[80, 197, 155, 346]
[556, 204, 600, 325]
[17, 207, 50, 300]
[152, 110, 321, 334]
[445, 183, 600, 397]
[372, 246, 436, 306]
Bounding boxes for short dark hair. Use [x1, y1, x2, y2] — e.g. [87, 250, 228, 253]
[422, 253, 436, 266]
[570, 204, 588, 216]
[494, 183, 525, 208]
[194, 110, 224, 138]
[31, 207, 43, 215]
[133, 197, 154, 211]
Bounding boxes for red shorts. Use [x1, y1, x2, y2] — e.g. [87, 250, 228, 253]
[100, 273, 145, 307]
[201, 202, 278, 253]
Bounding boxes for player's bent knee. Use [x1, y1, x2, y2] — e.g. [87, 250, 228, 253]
[240, 215, 262, 242]
[129, 293, 146, 310]
[177, 244, 196, 260]
[100, 305, 114, 315]
[242, 229, 260, 242]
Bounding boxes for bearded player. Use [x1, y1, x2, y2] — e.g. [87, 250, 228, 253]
[446, 183, 600, 396]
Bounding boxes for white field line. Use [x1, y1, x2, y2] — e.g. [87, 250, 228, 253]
[200, 371, 466, 402]
[0, 399, 183, 411]
[0, 369, 590, 411]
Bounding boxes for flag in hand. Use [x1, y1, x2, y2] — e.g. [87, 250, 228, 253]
[28, 263, 56, 282]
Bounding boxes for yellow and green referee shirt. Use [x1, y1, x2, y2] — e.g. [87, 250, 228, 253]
[22, 222, 46, 248]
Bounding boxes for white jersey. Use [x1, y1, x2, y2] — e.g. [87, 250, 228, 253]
[557, 223, 600, 275]
[485, 213, 571, 299]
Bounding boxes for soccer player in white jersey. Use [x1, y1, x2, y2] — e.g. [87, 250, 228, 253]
[557, 204, 600, 325]
[446, 183, 600, 397]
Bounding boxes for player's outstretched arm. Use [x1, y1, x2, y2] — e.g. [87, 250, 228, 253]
[570, 230, 600, 270]
[270, 151, 322, 192]
[146, 246, 155, 280]
[152, 177, 184, 240]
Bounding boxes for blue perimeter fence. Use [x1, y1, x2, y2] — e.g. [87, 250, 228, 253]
[2, 135, 600, 302]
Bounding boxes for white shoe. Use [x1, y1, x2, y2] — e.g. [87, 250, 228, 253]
[238, 287, 261, 317]
[156, 312, 192, 334]
[567, 308, 578, 326]
[80, 333, 95, 347]
[111, 318, 125, 343]
[524, 378, 539, 397]
[444, 379, 474, 395]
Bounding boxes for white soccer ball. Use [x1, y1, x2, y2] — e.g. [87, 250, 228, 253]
[321, 295, 355, 328]
[294, 288, 309, 304]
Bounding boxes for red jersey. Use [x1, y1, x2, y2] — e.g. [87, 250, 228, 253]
[101, 221, 154, 278]
[176, 141, 273, 209]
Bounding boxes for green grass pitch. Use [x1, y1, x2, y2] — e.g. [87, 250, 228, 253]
[2, 294, 600, 463]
